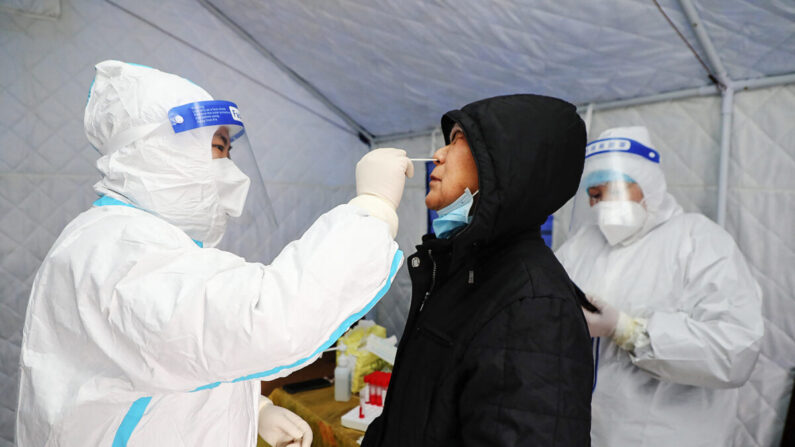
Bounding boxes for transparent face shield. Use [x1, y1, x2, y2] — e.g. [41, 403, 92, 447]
[98, 100, 277, 260]
[570, 137, 660, 233]
[169, 101, 278, 260]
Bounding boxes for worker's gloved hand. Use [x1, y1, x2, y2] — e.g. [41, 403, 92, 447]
[582, 294, 620, 338]
[349, 148, 414, 238]
[355, 148, 414, 208]
[582, 295, 649, 352]
[258, 397, 312, 447]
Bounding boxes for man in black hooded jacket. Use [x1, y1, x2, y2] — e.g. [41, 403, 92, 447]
[362, 94, 593, 446]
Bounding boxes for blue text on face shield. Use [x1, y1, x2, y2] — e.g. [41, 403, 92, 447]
[432, 188, 478, 238]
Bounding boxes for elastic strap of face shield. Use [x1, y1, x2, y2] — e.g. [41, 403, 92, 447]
[99, 121, 173, 155]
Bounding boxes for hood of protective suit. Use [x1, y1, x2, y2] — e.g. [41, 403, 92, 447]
[579, 126, 683, 244]
[85, 60, 235, 246]
[439, 94, 586, 257]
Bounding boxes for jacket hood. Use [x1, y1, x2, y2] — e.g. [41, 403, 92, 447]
[440, 94, 585, 256]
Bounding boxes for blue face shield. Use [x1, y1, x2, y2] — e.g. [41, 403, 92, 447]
[432, 188, 478, 239]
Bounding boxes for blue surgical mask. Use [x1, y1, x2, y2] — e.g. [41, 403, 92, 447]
[432, 188, 478, 239]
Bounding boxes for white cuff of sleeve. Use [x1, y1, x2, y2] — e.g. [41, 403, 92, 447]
[348, 194, 399, 238]
[613, 312, 650, 353]
[258, 395, 272, 414]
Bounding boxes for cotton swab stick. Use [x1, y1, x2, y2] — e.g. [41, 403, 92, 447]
[409, 158, 438, 162]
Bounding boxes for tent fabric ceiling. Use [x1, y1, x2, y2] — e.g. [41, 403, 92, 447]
[0, 0, 60, 19]
[207, 0, 795, 137]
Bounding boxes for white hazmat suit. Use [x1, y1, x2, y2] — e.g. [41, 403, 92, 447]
[556, 126, 764, 446]
[16, 61, 408, 446]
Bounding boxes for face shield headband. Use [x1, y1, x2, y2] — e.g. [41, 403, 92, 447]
[97, 100, 278, 259]
[99, 100, 245, 155]
[585, 137, 660, 164]
[569, 137, 664, 236]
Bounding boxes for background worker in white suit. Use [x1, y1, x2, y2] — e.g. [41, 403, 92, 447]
[556, 126, 764, 446]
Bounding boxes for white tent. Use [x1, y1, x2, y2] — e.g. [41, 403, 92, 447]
[0, 0, 792, 445]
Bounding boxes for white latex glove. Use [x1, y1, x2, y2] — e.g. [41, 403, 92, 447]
[582, 294, 619, 338]
[349, 148, 414, 237]
[355, 148, 414, 208]
[258, 397, 312, 447]
[582, 295, 649, 352]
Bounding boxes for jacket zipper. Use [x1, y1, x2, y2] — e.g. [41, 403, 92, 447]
[418, 249, 437, 313]
[378, 249, 437, 440]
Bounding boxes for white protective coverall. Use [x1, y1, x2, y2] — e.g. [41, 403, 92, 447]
[16, 61, 404, 446]
[556, 127, 764, 447]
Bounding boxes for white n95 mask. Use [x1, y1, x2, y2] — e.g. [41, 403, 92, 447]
[204, 158, 251, 248]
[594, 201, 647, 246]
[212, 157, 251, 217]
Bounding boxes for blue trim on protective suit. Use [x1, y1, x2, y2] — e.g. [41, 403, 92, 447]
[107, 224, 401, 442]
[93, 196, 204, 247]
[112, 396, 151, 447]
[126, 62, 154, 70]
[94, 196, 135, 208]
[191, 249, 404, 392]
[86, 77, 95, 106]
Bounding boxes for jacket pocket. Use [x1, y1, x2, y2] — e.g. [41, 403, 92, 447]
[413, 325, 459, 446]
[418, 324, 454, 347]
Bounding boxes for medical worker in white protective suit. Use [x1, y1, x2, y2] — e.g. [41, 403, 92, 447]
[16, 60, 413, 446]
[556, 126, 764, 446]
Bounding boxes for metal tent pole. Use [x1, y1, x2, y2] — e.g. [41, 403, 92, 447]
[375, 70, 795, 148]
[734, 73, 795, 91]
[573, 72, 795, 115]
[583, 103, 595, 136]
[576, 85, 718, 114]
[679, 0, 732, 226]
[678, 0, 730, 86]
[717, 86, 735, 226]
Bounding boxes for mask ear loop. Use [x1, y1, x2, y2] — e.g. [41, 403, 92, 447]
[468, 189, 480, 218]
[638, 198, 651, 232]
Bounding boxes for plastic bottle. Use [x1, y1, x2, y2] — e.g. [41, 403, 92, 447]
[334, 356, 351, 402]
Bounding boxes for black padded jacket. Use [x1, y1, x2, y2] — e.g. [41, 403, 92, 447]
[362, 94, 593, 446]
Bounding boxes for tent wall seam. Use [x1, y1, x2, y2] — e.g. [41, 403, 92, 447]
[371, 127, 439, 145]
[103, 0, 361, 140]
[196, 0, 375, 146]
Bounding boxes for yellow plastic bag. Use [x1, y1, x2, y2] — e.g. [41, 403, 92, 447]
[336, 321, 388, 393]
